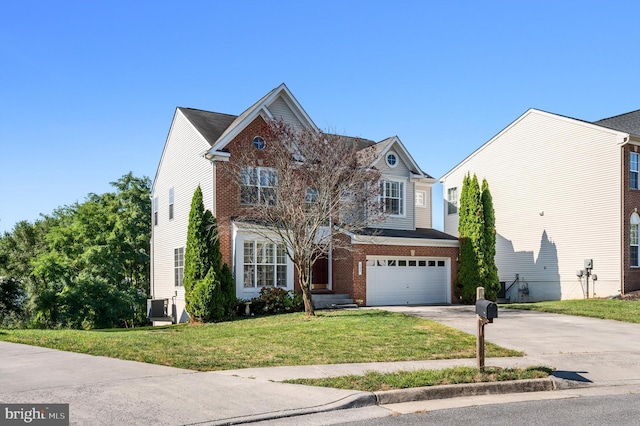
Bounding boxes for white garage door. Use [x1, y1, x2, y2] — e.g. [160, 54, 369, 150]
[366, 257, 449, 306]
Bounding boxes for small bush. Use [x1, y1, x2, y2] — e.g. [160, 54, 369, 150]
[250, 288, 304, 315]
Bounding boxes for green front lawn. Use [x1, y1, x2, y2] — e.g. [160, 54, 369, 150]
[0, 310, 521, 371]
[506, 299, 640, 323]
[284, 366, 553, 392]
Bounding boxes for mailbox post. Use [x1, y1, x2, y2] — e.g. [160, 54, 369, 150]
[475, 287, 498, 371]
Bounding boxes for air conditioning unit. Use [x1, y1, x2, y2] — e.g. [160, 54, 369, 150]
[147, 298, 169, 319]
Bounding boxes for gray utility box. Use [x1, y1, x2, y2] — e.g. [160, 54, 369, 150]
[476, 299, 498, 320]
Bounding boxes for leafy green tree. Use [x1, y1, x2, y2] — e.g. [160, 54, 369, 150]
[183, 186, 231, 322]
[481, 179, 500, 299]
[0, 173, 151, 328]
[457, 173, 485, 303]
[0, 277, 25, 326]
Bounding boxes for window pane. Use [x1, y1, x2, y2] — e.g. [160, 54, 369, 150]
[398, 260, 407, 266]
[388, 260, 396, 266]
[264, 243, 275, 264]
[632, 246, 639, 267]
[276, 245, 287, 264]
[418, 260, 426, 266]
[409, 260, 417, 266]
[276, 265, 287, 287]
[257, 265, 274, 287]
[244, 265, 255, 288]
[438, 260, 446, 267]
[244, 242, 254, 263]
[632, 172, 639, 190]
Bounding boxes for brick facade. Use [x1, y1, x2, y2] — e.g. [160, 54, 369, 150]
[622, 143, 640, 293]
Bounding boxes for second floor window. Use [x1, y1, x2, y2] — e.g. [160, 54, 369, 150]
[241, 167, 277, 205]
[153, 197, 159, 226]
[631, 152, 639, 190]
[381, 180, 404, 216]
[447, 187, 458, 214]
[169, 188, 174, 220]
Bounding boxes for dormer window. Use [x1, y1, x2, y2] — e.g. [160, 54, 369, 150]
[253, 136, 266, 150]
[386, 151, 398, 168]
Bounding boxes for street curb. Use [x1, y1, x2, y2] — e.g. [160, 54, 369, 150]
[205, 392, 377, 425]
[212, 377, 591, 424]
[374, 377, 590, 405]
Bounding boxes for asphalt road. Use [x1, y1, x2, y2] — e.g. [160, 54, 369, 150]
[339, 393, 640, 426]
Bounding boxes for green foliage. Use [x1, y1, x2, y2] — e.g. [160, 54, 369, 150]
[183, 185, 233, 322]
[0, 277, 25, 327]
[250, 288, 304, 315]
[457, 173, 498, 302]
[481, 179, 499, 299]
[0, 172, 151, 329]
[189, 268, 225, 322]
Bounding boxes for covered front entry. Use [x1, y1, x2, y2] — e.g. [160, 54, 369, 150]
[366, 256, 450, 305]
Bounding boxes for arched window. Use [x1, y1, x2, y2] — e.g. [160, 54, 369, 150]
[631, 213, 640, 267]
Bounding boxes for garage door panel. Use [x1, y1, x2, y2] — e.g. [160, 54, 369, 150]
[366, 258, 448, 306]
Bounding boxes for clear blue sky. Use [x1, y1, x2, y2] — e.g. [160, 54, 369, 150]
[1, 0, 639, 234]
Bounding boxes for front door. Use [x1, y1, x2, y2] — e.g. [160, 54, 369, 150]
[311, 257, 329, 291]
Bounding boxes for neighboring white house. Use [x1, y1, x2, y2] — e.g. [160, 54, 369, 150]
[441, 108, 640, 302]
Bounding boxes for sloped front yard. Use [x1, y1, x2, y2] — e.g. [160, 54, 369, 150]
[0, 310, 521, 371]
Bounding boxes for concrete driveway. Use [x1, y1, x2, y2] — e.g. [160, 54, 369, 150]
[381, 305, 640, 387]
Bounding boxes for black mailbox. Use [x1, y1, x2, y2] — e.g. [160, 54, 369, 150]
[476, 299, 498, 320]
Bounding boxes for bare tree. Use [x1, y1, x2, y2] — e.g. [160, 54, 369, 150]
[227, 119, 385, 316]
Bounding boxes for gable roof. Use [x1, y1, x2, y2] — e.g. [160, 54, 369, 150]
[209, 83, 317, 152]
[594, 110, 640, 138]
[441, 108, 632, 181]
[371, 136, 434, 180]
[178, 108, 237, 146]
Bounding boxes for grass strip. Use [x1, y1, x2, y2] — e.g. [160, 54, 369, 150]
[284, 366, 553, 392]
[505, 299, 640, 323]
[0, 310, 521, 371]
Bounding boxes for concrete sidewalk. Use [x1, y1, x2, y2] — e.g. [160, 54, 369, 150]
[3, 305, 640, 425]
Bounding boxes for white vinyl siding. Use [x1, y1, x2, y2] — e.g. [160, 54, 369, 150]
[371, 144, 415, 230]
[442, 110, 622, 301]
[415, 183, 432, 229]
[266, 97, 303, 128]
[151, 109, 215, 310]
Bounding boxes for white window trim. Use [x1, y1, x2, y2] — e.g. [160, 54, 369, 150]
[631, 152, 639, 190]
[153, 197, 159, 226]
[447, 187, 458, 215]
[631, 213, 640, 268]
[174, 247, 184, 286]
[169, 188, 174, 221]
[386, 151, 399, 168]
[415, 190, 427, 208]
[242, 240, 288, 289]
[380, 178, 406, 217]
[241, 166, 278, 205]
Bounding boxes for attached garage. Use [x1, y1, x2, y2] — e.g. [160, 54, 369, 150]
[366, 256, 450, 305]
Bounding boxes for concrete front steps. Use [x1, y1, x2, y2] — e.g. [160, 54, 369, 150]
[312, 293, 358, 310]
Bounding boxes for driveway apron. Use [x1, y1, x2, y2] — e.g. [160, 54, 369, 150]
[381, 305, 640, 387]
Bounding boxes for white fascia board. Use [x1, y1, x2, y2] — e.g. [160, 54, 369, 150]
[410, 173, 437, 184]
[440, 108, 631, 182]
[203, 150, 231, 162]
[352, 234, 459, 248]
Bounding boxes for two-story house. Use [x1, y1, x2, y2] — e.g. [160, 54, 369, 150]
[441, 108, 640, 302]
[151, 84, 458, 322]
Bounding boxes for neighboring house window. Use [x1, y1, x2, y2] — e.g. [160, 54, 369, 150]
[631, 153, 639, 190]
[381, 180, 404, 216]
[241, 167, 277, 205]
[447, 187, 458, 214]
[243, 241, 287, 288]
[153, 197, 159, 226]
[174, 247, 184, 286]
[415, 190, 427, 208]
[169, 188, 174, 220]
[631, 213, 640, 267]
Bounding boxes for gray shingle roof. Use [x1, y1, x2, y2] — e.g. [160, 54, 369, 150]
[178, 107, 238, 146]
[593, 110, 640, 138]
[354, 227, 458, 240]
